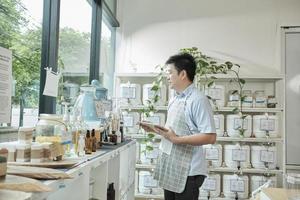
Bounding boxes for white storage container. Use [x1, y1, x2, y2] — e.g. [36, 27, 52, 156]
[223, 174, 249, 199]
[253, 115, 279, 138]
[203, 144, 223, 167]
[122, 112, 140, 135]
[119, 82, 142, 105]
[242, 90, 253, 108]
[143, 84, 167, 106]
[199, 174, 221, 198]
[205, 85, 225, 107]
[138, 171, 159, 194]
[250, 175, 277, 192]
[227, 114, 252, 138]
[251, 145, 277, 169]
[30, 143, 43, 163]
[140, 142, 159, 164]
[214, 114, 224, 136]
[224, 144, 251, 169]
[16, 143, 31, 162]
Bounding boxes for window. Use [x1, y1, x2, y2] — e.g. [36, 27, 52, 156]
[57, 0, 92, 112]
[0, 0, 43, 127]
[100, 20, 116, 98]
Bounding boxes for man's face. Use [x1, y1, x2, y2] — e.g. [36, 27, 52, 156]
[166, 64, 182, 90]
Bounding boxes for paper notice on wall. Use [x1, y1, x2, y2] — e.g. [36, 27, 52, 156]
[0, 46, 12, 123]
[43, 69, 60, 97]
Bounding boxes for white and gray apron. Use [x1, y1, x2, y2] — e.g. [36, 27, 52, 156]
[153, 95, 194, 193]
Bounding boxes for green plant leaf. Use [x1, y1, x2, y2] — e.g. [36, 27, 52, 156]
[146, 145, 154, 152]
[147, 133, 155, 139]
[207, 80, 214, 88]
[232, 107, 239, 113]
[231, 90, 239, 95]
[239, 79, 246, 85]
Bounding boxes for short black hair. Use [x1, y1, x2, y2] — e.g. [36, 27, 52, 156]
[165, 53, 196, 82]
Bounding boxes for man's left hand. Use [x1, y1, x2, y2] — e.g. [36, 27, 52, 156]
[156, 127, 180, 144]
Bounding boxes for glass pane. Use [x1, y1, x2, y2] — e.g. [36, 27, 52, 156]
[0, 0, 42, 127]
[105, 0, 116, 15]
[58, 0, 92, 112]
[100, 20, 115, 98]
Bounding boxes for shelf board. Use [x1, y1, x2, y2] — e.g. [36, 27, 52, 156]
[216, 136, 283, 143]
[116, 73, 161, 78]
[120, 105, 168, 111]
[215, 107, 283, 113]
[135, 193, 164, 199]
[127, 134, 162, 140]
[208, 167, 283, 174]
[136, 164, 155, 170]
[121, 106, 282, 113]
[128, 134, 283, 143]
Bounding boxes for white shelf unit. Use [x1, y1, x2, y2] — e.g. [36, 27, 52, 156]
[29, 141, 136, 200]
[116, 73, 286, 200]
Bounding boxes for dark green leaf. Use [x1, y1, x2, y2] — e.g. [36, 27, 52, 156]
[239, 79, 246, 85]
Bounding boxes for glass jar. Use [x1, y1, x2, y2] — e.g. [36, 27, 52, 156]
[242, 90, 253, 107]
[227, 90, 240, 107]
[286, 173, 300, 200]
[35, 114, 66, 137]
[254, 90, 267, 108]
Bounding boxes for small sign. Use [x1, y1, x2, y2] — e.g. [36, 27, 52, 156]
[124, 115, 134, 127]
[234, 118, 248, 130]
[260, 119, 275, 131]
[214, 117, 220, 129]
[232, 149, 247, 162]
[144, 175, 158, 187]
[202, 178, 217, 191]
[205, 148, 219, 160]
[260, 150, 275, 163]
[230, 179, 245, 192]
[121, 86, 136, 99]
[43, 69, 60, 97]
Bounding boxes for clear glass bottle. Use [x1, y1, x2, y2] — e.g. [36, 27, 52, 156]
[254, 90, 267, 108]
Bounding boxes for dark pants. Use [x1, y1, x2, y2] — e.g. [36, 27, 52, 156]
[164, 175, 206, 200]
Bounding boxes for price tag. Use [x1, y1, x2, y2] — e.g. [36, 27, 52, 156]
[205, 148, 219, 160]
[260, 150, 275, 163]
[124, 116, 134, 127]
[260, 119, 275, 131]
[232, 149, 247, 161]
[202, 178, 217, 191]
[144, 175, 158, 187]
[214, 117, 220, 129]
[234, 118, 248, 130]
[121, 86, 136, 99]
[230, 180, 245, 192]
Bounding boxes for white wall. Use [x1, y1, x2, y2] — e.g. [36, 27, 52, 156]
[115, 0, 300, 75]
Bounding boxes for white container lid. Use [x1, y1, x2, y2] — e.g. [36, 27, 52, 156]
[16, 143, 31, 150]
[41, 142, 52, 149]
[31, 144, 43, 150]
[18, 127, 34, 132]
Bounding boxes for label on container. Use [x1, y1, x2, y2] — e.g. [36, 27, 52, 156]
[230, 179, 245, 192]
[202, 178, 217, 191]
[205, 148, 219, 160]
[144, 175, 158, 187]
[260, 150, 275, 163]
[121, 86, 136, 99]
[208, 88, 223, 100]
[229, 94, 240, 101]
[123, 116, 134, 127]
[234, 118, 248, 130]
[260, 119, 275, 131]
[214, 117, 220, 129]
[232, 149, 247, 161]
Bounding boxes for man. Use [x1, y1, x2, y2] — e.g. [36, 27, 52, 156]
[140, 53, 216, 200]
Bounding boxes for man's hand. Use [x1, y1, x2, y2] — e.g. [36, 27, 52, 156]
[156, 126, 180, 144]
[138, 121, 159, 133]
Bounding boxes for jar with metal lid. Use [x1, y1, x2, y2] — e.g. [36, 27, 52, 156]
[242, 90, 253, 107]
[267, 95, 277, 108]
[35, 114, 66, 137]
[254, 90, 267, 108]
[227, 90, 240, 107]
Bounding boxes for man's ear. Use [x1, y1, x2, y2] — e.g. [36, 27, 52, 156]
[180, 70, 188, 80]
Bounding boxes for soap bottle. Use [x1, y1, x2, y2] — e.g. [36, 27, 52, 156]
[107, 183, 115, 200]
[91, 129, 97, 152]
[85, 130, 92, 154]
